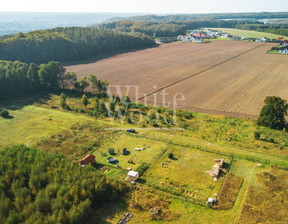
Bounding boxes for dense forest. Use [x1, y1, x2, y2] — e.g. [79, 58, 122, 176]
[0, 145, 127, 224]
[0, 60, 108, 99]
[0, 27, 155, 64]
[0, 60, 65, 99]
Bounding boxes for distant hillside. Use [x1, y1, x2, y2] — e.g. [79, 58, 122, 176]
[107, 12, 288, 23]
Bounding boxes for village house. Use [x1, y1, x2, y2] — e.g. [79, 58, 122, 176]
[261, 37, 268, 42]
[279, 47, 288, 54]
[207, 29, 222, 37]
[231, 36, 240, 41]
[221, 33, 230, 38]
[241, 36, 249, 40]
[282, 41, 288, 47]
[255, 38, 262, 42]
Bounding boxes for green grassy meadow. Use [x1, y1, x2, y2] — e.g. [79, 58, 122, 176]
[1, 92, 288, 223]
[143, 146, 230, 204]
[203, 28, 288, 39]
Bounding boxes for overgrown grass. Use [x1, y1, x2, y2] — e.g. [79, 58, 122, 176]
[216, 173, 244, 209]
[238, 165, 288, 223]
[143, 146, 230, 204]
[93, 134, 168, 170]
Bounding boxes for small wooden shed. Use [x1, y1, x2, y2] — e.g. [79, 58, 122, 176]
[126, 171, 139, 184]
[79, 154, 96, 165]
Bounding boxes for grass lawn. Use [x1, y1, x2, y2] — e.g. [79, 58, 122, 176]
[143, 146, 231, 204]
[93, 133, 168, 170]
[203, 28, 288, 39]
[0, 105, 95, 148]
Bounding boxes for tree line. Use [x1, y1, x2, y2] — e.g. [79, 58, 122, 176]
[0, 60, 108, 99]
[236, 23, 288, 37]
[0, 27, 155, 64]
[0, 145, 128, 224]
[96, 20, 259, 37]
[106, 12, 288, 23]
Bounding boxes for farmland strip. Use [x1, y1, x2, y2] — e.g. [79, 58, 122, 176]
[138, 43, 266, 101]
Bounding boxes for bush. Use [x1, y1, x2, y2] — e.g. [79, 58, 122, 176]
[0, 109, 9, 118]
[168, 153, 174, 159]
[136, 163, 150, 176]
[267, 138, 275, 143]
[254, 131, 261, 140]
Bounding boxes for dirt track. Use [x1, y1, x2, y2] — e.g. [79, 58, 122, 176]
[65, 40, 286, 119]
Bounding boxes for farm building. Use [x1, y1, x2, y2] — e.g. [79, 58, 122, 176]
[221, 33, 230, 38]
[261, 37, 268, 42]
[231, 36, 240, 41]
[126, 171, 139, 184]
[282, 41, 288, 47]
[78, 154, 96, 165]
[279, 47, 288, 54]
[194, 38, 203, 43]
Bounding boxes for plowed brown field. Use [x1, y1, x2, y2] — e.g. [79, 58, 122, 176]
[65, 40, 287, 118]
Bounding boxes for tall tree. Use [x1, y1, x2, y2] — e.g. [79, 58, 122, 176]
[38, 61, 65, 89]
[257, 96, 288, 130]
[88, 74, 98, 94]
[74, 77, 89, 93]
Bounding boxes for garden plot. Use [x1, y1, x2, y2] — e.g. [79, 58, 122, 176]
[143, 146, 231, 204]
[93, 134, 168, 170]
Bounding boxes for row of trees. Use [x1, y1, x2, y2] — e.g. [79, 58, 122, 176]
[0, 145, 127, 223]
[0, 60, 108, 99]
[0, 27, 155, 63]
[96, 20, 258, 37]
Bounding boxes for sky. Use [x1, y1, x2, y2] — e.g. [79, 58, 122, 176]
[1, 0, 288, 14]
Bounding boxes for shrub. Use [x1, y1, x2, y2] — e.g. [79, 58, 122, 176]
[0, 109, 9, 118]
[254, 131, 261, 140]
[108, 148, 115, 155]
[136, 163, 150, 176]
[267, 138, 275, 143]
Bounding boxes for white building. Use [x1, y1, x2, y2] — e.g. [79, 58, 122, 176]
[126, 171, 139, 184]
[279, 48, 288, 54]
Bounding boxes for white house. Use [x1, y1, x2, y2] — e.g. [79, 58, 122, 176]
[255, 39, 262, 42]
[261, 37, 268, 42]
[126, 171, 139, 184]
[279, 48, 288, 54]
[242, 36, 249, 40]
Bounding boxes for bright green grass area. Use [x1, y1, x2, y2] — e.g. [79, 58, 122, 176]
[93, 134, 168, 170]
[143, 146, 230, 204]
[0, 105, 96, 148]
[203, 28, 288, 39]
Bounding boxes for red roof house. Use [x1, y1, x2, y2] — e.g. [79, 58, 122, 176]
[79, 154, 96, 165]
